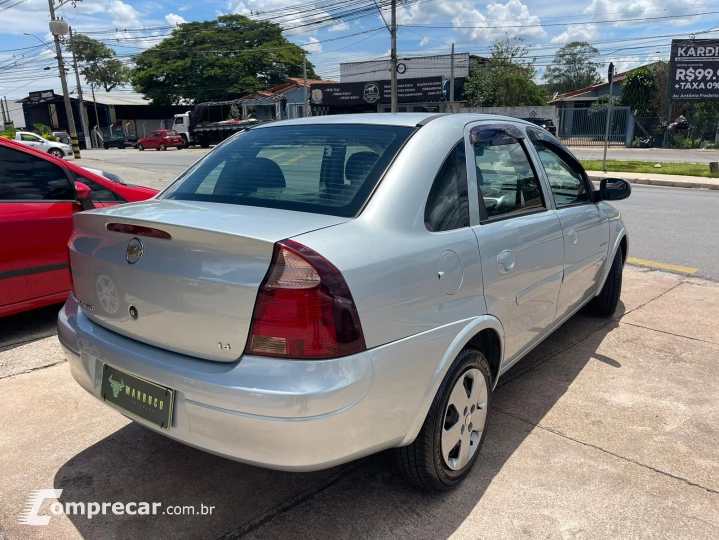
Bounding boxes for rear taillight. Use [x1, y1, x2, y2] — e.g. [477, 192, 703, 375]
[246, 239, 366, 359]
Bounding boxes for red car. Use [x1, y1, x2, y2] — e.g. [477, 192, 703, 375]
[137, 129, 184, 151]
[0, 137, 157, 318]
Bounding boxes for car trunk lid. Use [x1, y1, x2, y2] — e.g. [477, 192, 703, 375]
[69, 200, 348, 361]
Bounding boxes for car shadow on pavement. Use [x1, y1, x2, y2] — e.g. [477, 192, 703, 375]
[0, 303, 61, 351]
[53, 306, 622, 540]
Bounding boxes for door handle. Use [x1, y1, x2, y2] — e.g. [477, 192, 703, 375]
[568, 229, 578, 247]
[497, 250, 515, 274]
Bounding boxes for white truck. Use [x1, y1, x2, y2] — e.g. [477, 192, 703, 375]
[12, 131, 73, 158]
[172, 101, 258, 148]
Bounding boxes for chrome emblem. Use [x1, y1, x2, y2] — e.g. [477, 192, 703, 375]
[126, 237, 144, 264]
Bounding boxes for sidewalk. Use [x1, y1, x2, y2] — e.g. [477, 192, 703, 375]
[1, 266, 718, 539]
[588, 170, 719, 190]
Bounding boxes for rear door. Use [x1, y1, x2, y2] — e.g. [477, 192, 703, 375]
[0, 144, 79, 310]
[467, 122, 565, 365]
[525, 128, 609, 320]
[145, 132, 158, 149]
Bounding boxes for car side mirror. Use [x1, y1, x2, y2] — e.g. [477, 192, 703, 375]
[599, 178, 631, 201]
[74, 181, 95, 210]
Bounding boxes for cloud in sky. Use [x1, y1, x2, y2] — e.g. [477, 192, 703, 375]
[550, 24, 600, 44]
[165, 13, 187, 26]
[329, 20, 350, 32]
[303, 36, 322, 53]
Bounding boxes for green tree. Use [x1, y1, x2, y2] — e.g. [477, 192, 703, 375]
[131, 15, 317, 105]
[227, 104, 241, 120]
[67, 34, 131, 92]
[463, 37, 545, 107]
[543, 42, 602, 96]
[621, 68, 656, 116]
[588, 94, 622, 115]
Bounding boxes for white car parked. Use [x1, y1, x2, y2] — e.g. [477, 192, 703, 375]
[12, 130, 73, 158]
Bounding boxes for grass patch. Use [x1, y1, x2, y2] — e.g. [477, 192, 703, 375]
[581, 160, 719, 178]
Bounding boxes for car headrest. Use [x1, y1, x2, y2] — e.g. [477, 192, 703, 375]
[215, 157, 286, 195]
[345, 151, 379, 184]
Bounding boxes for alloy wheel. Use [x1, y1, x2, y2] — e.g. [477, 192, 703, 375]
[441, 368, 488, 471]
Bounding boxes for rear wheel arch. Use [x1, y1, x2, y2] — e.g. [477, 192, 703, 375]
[466, 328, 502, 387]
[399, 316, 504, 447]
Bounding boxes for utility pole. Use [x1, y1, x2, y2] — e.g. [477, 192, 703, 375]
[90, 83, 101, 146]
[390, 0, 398, 113]
[69, 27, 91, 149]
[303, 54, 309, 117]
[449, 43, 455, 113]
[48, 0, 81, 158]
[602, 62, 614, 173]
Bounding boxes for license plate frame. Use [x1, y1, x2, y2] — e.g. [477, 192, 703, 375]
[100, 363, 174, 430]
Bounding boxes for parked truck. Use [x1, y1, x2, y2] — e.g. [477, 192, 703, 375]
[172, 100, 258, 148]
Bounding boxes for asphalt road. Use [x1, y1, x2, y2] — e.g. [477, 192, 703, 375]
[75, 149, 719, 280]
[612, 185, 719, 280]
[570, 147, 719, 163]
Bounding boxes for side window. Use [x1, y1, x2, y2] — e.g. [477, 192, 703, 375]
[473, 130, 544, 219]
[175, 117, 184, 125]
[21, 133, 41, 142]
[527, 130, 590, 207]
[0, 146, 74, 200]
[75, 175, 119, 202]
[424, 141, 469, 232]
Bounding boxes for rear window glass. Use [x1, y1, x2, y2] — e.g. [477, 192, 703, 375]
[161, 124, 413, 217]
[165, 130, 178, 136]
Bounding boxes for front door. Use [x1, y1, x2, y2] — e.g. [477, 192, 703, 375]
[467, 123, 565, 365]
[20, 132, 44, 150]
[0, 145, 79, 311]
[525, 128, 609, 320]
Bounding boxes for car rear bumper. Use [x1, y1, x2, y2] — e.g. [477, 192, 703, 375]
[57, 293, 466, 471]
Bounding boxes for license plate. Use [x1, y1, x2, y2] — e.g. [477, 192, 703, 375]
[100, 364, 174, 430]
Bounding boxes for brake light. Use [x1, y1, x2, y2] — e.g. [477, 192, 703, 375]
[246, 239, 366, 359]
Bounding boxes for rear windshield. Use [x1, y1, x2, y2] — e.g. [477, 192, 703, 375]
[165, 130, 178, 136]
[161, 124, 413, 217]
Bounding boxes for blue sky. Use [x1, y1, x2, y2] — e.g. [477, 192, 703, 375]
[1, 0, 717, 104]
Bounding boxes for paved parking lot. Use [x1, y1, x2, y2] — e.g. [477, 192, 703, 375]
[1, 265, 718, 539]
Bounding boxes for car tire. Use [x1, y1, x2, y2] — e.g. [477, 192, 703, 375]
[590, 246, 623, 317]
[119, 144, 125, 149]
[395, 347, 492, 491]
[48, 148, 64, 158]
[159, 143, 167, 151]
[138, 144, 144, 151]
[103, 143, 110, 149]
[200, 140, 210, 149]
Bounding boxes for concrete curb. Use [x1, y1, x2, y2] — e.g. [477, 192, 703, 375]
[589, 175, 719, 190]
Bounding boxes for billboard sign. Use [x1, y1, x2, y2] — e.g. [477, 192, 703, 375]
[669, 39, 719, 101]
[310, 77, 447, 106]
[28, 90, 54, 103]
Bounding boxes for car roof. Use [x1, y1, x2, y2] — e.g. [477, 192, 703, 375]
[254, 113, 541, 130]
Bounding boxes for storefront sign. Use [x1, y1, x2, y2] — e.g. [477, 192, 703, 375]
[669, 39, 719, 101]
[28, 90, 54, 103]
[310, 77, 447, 106]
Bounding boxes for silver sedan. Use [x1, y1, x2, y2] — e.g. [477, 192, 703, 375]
[58, 113, 630, 491]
